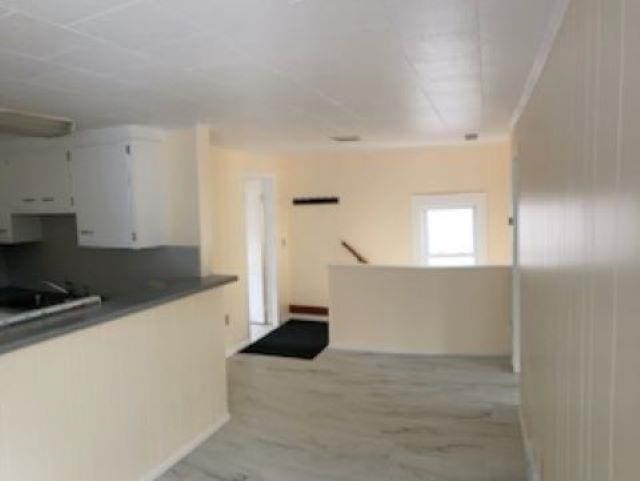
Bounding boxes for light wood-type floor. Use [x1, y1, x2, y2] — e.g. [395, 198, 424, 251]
[158, 350, 526, 481]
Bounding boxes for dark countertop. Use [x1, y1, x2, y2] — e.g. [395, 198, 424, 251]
[0, 274, 237, 357]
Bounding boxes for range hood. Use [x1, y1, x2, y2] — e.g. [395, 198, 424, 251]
[0, 109, 75, 138]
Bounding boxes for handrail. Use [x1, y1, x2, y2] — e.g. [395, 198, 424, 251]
[340, 240, 369, 264]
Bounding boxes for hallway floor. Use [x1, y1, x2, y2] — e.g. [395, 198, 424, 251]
[158, 350, 526, 481]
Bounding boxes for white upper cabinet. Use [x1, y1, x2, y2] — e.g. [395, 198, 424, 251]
[0, 126, 169, 249]
[9, 147, 73, 214]
[69, 127, 168, 249]
[0, 159, 42, 245]
[70, 143, 134, 248]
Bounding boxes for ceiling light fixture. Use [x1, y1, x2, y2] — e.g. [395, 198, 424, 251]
[330, 135, 362, 143]
[0, 109, 75, 138]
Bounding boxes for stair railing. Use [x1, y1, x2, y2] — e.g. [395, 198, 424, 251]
[340, 240, 369, 264]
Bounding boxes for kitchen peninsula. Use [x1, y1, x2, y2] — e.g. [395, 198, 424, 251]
[0, 274, 236, 481]
[0, 125, 239, 481]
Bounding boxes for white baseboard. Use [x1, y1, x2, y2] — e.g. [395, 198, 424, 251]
[226, 338, 251, 358]
[518, 407, 540, 481]
[140, 412, 230, 481]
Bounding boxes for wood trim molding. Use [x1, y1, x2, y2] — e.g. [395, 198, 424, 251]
[292, 197, 339, 205]
[289, 304, 329, 316]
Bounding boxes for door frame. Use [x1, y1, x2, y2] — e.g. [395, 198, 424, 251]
[511, 157, 521, 374]
[244, 175, 279, 328]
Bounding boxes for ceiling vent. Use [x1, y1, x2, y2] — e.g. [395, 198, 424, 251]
[464, 133, 479, 141]
[0, 109, 75, 138]
[330, 135, 362, 143]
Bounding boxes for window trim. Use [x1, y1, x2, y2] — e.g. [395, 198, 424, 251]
[412, 192, 488, 266]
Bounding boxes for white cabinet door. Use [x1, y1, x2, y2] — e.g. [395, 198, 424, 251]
[126, 141, 167, 247]
[36, 149, 73, 213]
[70, 144, 135, 248]
[9, 154, 37, 211]
[10, 149, 73, 214]
[0, 158, 41, 244]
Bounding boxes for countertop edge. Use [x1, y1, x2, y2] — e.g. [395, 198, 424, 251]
[0, 275, 238, 358]
[107, 275, 239, 318]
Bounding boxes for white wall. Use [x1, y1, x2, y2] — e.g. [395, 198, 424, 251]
[0, 289, 229, 481]
[515, 0, 640, 479]
[329, 265, 512, 355]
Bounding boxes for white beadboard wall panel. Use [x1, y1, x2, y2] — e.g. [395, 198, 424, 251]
[514, 0, 639, 479]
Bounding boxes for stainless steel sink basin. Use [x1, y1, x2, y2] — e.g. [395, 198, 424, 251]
[0, 287, 102, 328]
[0, 287, 71, 310]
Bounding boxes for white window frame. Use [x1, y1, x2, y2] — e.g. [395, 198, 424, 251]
[412, 192, 488, 266]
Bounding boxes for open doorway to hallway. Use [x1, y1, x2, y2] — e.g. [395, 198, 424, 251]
[244, 176, 279, 342]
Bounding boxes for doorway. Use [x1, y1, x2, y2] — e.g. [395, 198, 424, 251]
[245, 176, 278, 342]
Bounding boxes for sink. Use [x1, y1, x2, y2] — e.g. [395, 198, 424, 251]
[0, 287, 102, 328]
[0, 287, 72, 310]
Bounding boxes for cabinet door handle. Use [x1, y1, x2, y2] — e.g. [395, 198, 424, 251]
[79, 230, 94, 236]
[41, 197, 55, 202]
[22, 198, 35, 203]
[0, 228, 7, 234]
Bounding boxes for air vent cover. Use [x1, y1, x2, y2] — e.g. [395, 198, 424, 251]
[330, 135, 361, 142]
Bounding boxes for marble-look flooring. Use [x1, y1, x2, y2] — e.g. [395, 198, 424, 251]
[158, 350, 526, 481]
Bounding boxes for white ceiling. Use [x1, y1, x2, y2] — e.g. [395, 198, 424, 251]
[0, 0, 558, 149]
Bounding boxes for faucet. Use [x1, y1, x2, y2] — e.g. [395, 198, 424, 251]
[41, 280, 71, 295]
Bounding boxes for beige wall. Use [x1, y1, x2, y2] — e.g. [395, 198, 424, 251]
[329, 265, 512, 355]
[195, 125, 217, 275]
[515, 0, 639, 479]
[0, 289, 229, 481]
[209, 147, 291, 352]
[285, 142, 513, 307]
[205, 140, 512, 352]
[164, 128, 201, 247]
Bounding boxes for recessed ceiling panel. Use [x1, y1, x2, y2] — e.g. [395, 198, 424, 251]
[0, 0, 559, 148]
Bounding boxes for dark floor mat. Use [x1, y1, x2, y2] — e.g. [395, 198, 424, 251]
[240, 320, 328, 360]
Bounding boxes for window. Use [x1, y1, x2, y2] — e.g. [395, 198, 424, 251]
[412, 193, 487, 267]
